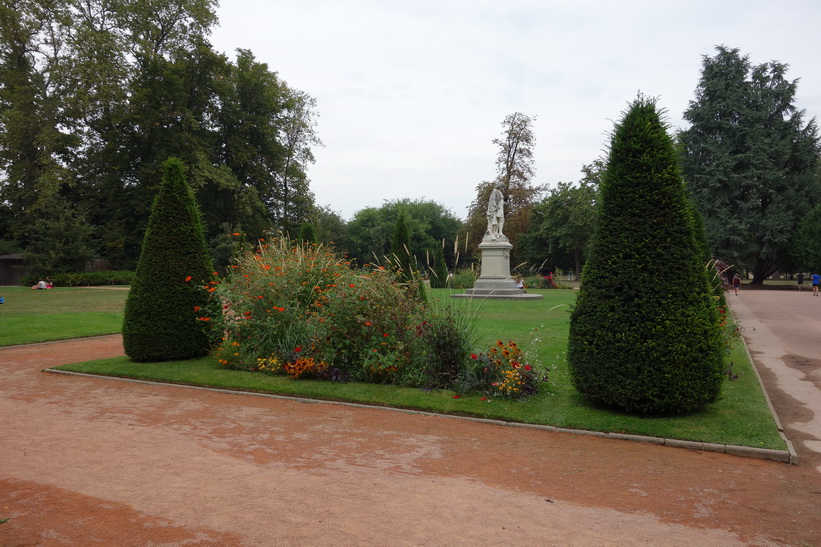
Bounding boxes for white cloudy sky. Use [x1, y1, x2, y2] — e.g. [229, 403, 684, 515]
[209, 0, 821, 221]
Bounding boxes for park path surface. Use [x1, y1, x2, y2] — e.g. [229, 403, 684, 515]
[1, 289, 821, 546]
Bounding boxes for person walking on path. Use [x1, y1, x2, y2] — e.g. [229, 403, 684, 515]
[732, 273, 741, 296]
[797, 272, 804, 291]
[812, 273, 820, 296]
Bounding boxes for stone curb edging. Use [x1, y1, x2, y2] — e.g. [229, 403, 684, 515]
[44, 368, 794, 465]
[727, 305, 799, 466]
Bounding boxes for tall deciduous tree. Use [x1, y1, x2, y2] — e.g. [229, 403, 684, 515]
[0, 0, 75, 242]
[463, 113, 544, 262]
[568, 97, 723, 415]
[0, 0, 322, 271]
[680, 45, 821, 283]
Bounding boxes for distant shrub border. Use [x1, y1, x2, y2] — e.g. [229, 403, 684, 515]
[21, 270, 135, 287]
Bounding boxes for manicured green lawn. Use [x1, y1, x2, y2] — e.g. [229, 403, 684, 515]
[0, 286, 128, 346]
[44, 287, 785, 450]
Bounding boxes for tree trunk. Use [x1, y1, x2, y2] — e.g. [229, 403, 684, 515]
[574, 248, 583, 280]
[752, 257, 777, 284]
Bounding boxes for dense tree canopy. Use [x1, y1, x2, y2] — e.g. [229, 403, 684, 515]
[519, 160, 602, 276]
[791, 203, 821, 273]
[345, 199, 462, 272]
[0, 0, 321, 270]
[680, 45, 821, 283]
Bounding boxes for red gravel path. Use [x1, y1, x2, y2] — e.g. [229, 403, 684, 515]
[1, 303, 820, 545]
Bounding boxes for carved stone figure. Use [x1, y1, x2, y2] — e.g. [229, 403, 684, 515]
[485, 183, 505, 240]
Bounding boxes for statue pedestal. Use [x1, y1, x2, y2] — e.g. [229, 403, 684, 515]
[452, 238, 543, 300]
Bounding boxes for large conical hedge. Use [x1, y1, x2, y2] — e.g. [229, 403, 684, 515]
[567, 97, 724, 415]
[122, 157, 213, 362]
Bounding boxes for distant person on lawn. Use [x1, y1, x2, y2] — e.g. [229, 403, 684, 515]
[797, 272, 804, 291]
[812, 273, 820, 296]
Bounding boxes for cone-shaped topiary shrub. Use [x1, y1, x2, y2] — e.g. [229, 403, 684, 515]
[430, 241, 449, 288]
[567, 97, 724, 415]
[122, 157, 214, 362]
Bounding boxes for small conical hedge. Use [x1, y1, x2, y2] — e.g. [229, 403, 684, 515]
[567, 97, 724, 415]
[122, 157, 214, 362]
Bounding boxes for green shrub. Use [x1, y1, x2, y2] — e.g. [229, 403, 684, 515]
[122, 157, 213, 362]
[22, 271, 135, 287]
[567, 97, 724, 415]
[450, 267, 478, 289]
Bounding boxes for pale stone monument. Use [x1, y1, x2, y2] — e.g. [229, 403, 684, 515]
[454, 184, 543, 300]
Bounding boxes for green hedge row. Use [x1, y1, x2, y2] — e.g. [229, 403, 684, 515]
[21, 271, 135, 287]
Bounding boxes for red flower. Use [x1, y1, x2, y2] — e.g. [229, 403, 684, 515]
[470, 353, 478, 360]
[193, 306, 200, 312]
[480, 397, 487, 401]
[295, 346, 302, 353]
[453, 395, 460, 399]
[349, 284, 355, 288]
[383, 333, 389, 337]
[364, 321, 371, 327]
[524, 364, 532, 371]
[185, 276, 192, 282]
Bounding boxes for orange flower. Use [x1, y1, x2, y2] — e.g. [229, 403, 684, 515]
[185, 276, 192, 282]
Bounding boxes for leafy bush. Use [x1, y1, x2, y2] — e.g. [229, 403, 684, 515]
[449, 267, 478, 289]
[455, 340, 546, 399]
[22, 271, 134, 287]
[567, 97, 724, 415]
[122, 157, 213, 362]
[205, 235, 544, 395]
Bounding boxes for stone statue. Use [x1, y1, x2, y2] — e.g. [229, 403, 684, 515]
[485, 183, 505, 240]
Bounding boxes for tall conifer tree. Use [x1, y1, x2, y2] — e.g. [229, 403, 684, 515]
[568, 97, 724, 415]
[123, 158, 213, 362]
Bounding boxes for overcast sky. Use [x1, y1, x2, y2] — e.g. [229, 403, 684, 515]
[209, 0, 821, 221]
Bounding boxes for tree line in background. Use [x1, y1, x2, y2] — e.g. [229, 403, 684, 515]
[0, 0, 321, 272]
[1, 16, 819, 284]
